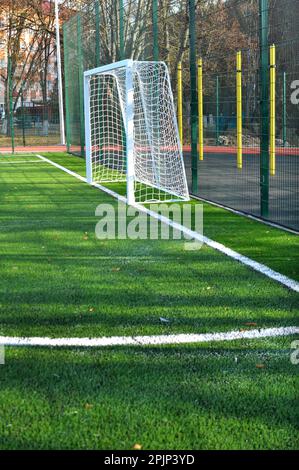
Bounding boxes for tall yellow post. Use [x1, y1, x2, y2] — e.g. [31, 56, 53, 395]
[197, 58, 204, 160]
[177, 61, 183, 147]
[270, 44, 276, 176]
[236, 51, 242, 169]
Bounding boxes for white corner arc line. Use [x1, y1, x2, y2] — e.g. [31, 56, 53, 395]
[36, 155, 299, 293]
[0, 327, 298, 348]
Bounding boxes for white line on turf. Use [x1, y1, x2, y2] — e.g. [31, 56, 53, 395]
[0, 160, 45, 164]
[0, 327, 298, 348]
[0, 157, 36, 160]
[36, 155, 299, 293]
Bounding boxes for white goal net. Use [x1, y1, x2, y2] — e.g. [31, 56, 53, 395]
[84, 60, 189, 204]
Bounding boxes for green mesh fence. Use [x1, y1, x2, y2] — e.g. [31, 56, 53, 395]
[63, 15, 83, 155]
[63, 0, 154, 155]
[63, 0, 299, 231]
[267, 0, 299, 229]
[0, 62, 60, 150]
[188, 0, 261, 218]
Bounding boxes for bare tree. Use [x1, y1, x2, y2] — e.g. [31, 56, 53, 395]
[0, 0, 73, 136]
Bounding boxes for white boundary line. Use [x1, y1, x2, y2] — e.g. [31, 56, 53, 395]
[36, 154, 299, 293]
[0, 154, 38, 157]
[0, 160, 46, 164]
[0, 327, 298, 348]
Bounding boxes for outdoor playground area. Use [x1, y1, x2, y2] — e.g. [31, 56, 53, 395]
[0, 0, 298, 454]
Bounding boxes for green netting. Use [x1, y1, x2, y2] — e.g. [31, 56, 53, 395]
[189, 0, 262, 217]
[63, 0, 155, 155]
[0, 61, 60, 150]
[268, 0, 299, 229]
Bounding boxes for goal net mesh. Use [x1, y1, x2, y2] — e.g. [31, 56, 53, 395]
[88, 61, 189, 203]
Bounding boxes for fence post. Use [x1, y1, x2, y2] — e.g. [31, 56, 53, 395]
[152, 0, 159, 61]
[198, 58, 203, 160]
[259, 0, 269, 217]
[216, 75, 220, 145]
[63, 23, 71, 152]
[270, 44, 276, 176]
[189, 0, 198, 193]
[177, 61, 183, 147]
[95, 0, 101, 66]
[236, 51, 242, 169]
[119, 0, 125, 60]
[77, 15, 85, 157]
[8, 56, 15, 154]
[21, 88, 26, 147]
[282, 71, 287, 147]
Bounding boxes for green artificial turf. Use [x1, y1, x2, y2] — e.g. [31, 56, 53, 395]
[0, 338, 298, 450]
[41, 152, 299, 281]
[0, 154, 298, 338]
[0, 153, 298, 451]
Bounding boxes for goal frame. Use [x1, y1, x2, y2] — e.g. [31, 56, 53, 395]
[84, 59, 189, 205]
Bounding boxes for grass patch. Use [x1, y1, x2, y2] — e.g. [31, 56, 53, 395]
[42, 152, 299, 281]
[0, 152, 298, 450]
[0, 338, 298, 450]
[0, 135, 61, 147]
[0, 153, 298, 338]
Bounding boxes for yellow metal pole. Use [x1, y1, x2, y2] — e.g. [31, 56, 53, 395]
[270, 44, 276, 176]
[197, 58, 203, 160]
[177, 61, 183, 147]
[236, 51, 242, 169]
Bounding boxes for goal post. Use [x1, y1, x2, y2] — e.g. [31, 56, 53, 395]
[125, 60, 135, 205]
[84, 60, 190, 204]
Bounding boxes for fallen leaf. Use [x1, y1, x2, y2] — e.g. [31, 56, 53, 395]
[245, 322, 258, 327]
[85, 403, 93, 410]
[112, 267, 121, 272]
[133, 443, 142, 450]
[256, 364, 265, 369]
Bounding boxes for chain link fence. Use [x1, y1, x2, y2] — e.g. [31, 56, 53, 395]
[63, 0, 299, 231]
[0, 59, 61, 150]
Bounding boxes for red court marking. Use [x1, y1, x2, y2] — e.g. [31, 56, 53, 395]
[0, 145, 67, 154]
[90, 144, 299, 155]
[182, 145, 299, 156]
[0, 144, 298, 156]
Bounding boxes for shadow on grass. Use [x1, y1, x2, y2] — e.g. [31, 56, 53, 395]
[0, 346, 297, 449]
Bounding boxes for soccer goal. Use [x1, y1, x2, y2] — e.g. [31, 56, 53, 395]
[84, 60, 189, 204]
